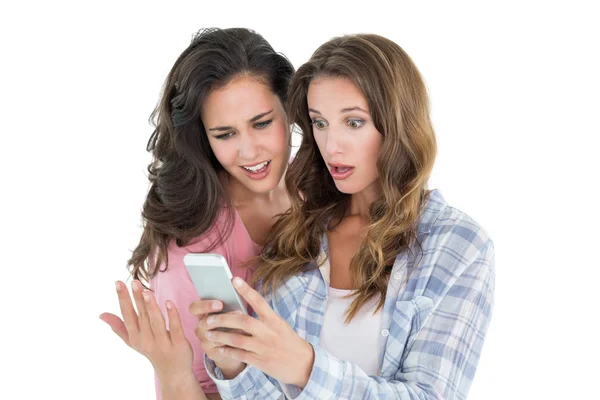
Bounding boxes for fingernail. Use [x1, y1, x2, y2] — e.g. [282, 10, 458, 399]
[232, 310, 243, 315]
[132, 281, 140, 292]
[166, 301, 172, 310]
[212, 302, 221, 311]
[207, 316, 215, 325]
[233, 278, 243, 288]
[115, 282, 121, 292]
[142, 292, 150, 302]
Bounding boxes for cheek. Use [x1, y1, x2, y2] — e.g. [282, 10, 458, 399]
[274, 124, 289, 149]
[208, 140, 236, 168]
[266, 122, 290, 155]
[362, 133, 382, 174]
[313, 132, 328, 158]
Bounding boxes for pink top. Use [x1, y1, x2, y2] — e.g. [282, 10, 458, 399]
[150, 207, 262, 397]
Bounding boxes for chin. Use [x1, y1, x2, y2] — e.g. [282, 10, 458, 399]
[332, 181, 361, 195]
[246, 167, 284, 194]
[246, 177, 279, 193]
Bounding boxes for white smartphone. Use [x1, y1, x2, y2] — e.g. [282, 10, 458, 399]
[183, 253, 248, 315]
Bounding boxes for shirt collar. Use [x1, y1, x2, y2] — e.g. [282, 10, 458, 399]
[417, 189, 447, 234]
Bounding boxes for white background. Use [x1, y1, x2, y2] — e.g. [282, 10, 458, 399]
[1, 1, 598, 399]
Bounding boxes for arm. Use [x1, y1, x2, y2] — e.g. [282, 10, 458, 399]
[292, 241, 495, 400]
[160, 372, 210, 400]
[100, 280, 212, 400]
[200, 279, 289, 399]
[204, 357, 285, 400]
[152, 268, 222, 398]
[203, 241, 494, 399]
[152, 229, 244, 398]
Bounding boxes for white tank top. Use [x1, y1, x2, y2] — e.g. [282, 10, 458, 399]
[319, 284, 383, 376]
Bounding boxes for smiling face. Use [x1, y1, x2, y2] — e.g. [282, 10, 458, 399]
[307, 76, 382, 196]
[202, 75, 290, 194]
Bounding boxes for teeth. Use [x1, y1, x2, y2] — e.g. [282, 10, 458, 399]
[243, 161, 269, 172]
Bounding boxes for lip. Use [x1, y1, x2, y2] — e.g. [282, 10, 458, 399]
[239, 160, 271, 180]
[328, 163, 355, 180]
[328, 163, 353, 169]
[242, 160, 270, 169]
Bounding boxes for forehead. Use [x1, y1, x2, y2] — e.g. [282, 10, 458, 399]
[202, 76, 280, 123]
[307, 76, 368, 111]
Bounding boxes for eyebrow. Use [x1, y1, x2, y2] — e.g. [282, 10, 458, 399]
[308, 106, 368, 115]
[341, 106, 368, 114]
[208, 109, 274, 132]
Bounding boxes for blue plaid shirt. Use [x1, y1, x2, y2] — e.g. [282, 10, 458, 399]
[205, 190, 495, 399]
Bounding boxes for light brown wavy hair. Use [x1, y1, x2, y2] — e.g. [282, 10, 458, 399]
[252, 34, 437, 323]
[128, 28, 294, 285]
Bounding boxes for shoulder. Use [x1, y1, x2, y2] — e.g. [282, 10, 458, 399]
[151, 207, 236, 280]
[404, 190, 495, 301]
[418, 190, 493, 261]
[177, 207, 236, 253]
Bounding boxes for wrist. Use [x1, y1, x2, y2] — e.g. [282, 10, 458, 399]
[218, 361, 246, 380]
[158, 369, 198, 392]
[293, 342, 314, 388]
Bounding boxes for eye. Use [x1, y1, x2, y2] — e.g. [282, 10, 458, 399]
[254, 119, 273, 129]
[311, 119, 328, 130]
[215, 132, 234, 140]
[347, 119, 365, 129]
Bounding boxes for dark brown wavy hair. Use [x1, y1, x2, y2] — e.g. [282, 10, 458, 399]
[128, 28, 294, 284]
[253, 34, 437, 323]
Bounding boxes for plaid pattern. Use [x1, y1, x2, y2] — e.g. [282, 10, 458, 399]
[205, 190, 495, 399]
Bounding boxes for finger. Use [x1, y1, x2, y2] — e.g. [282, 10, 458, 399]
[99, 312, 131, 346]
[205, 311, 261, 336]
[205, 329, 262, 354]
[189, 299, 223, 317]
[131, 280, 153, 339]
[115, 281, 140, 335]
[220, 345, 260, 368]
[165, 300, 186, 344]
[195, 316, 217, 344]
[142, 290, 169, 345]
[194, 317, 228, 349]
[194, 315, 208, 340]
[232, 278, 274, 321]
[201, 327, 244, 360]
[227, 328, 252, 337]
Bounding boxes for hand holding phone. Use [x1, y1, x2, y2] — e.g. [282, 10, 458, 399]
[183, 253, 248, 315]
[184, 253, 248, 377]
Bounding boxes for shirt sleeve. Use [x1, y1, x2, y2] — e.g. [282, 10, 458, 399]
[288, 240, 495, 400]
[204, 355, 285, 400]
[203, 287, 286, 400]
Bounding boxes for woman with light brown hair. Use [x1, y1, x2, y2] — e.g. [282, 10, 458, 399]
[194, 33, 495, 399]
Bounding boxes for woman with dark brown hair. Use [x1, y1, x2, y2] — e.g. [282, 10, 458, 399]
[195, 33, 495, 400]
[99, 27, 294, 400]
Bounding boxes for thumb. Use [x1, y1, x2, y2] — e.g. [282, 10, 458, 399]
[99, 312, 131, 346]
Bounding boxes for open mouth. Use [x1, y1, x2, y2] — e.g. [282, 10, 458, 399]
[242, 160, 270, 173]
[332, 166, 352, 173]
[328, 163, 355, 180]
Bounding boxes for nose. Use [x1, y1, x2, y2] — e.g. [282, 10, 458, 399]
[238, 131, 259, 160]
[325, 126, 344, 157]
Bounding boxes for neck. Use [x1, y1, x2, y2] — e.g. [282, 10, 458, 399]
[225, 170, 286, 208]
[348, 183, 382, 219]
